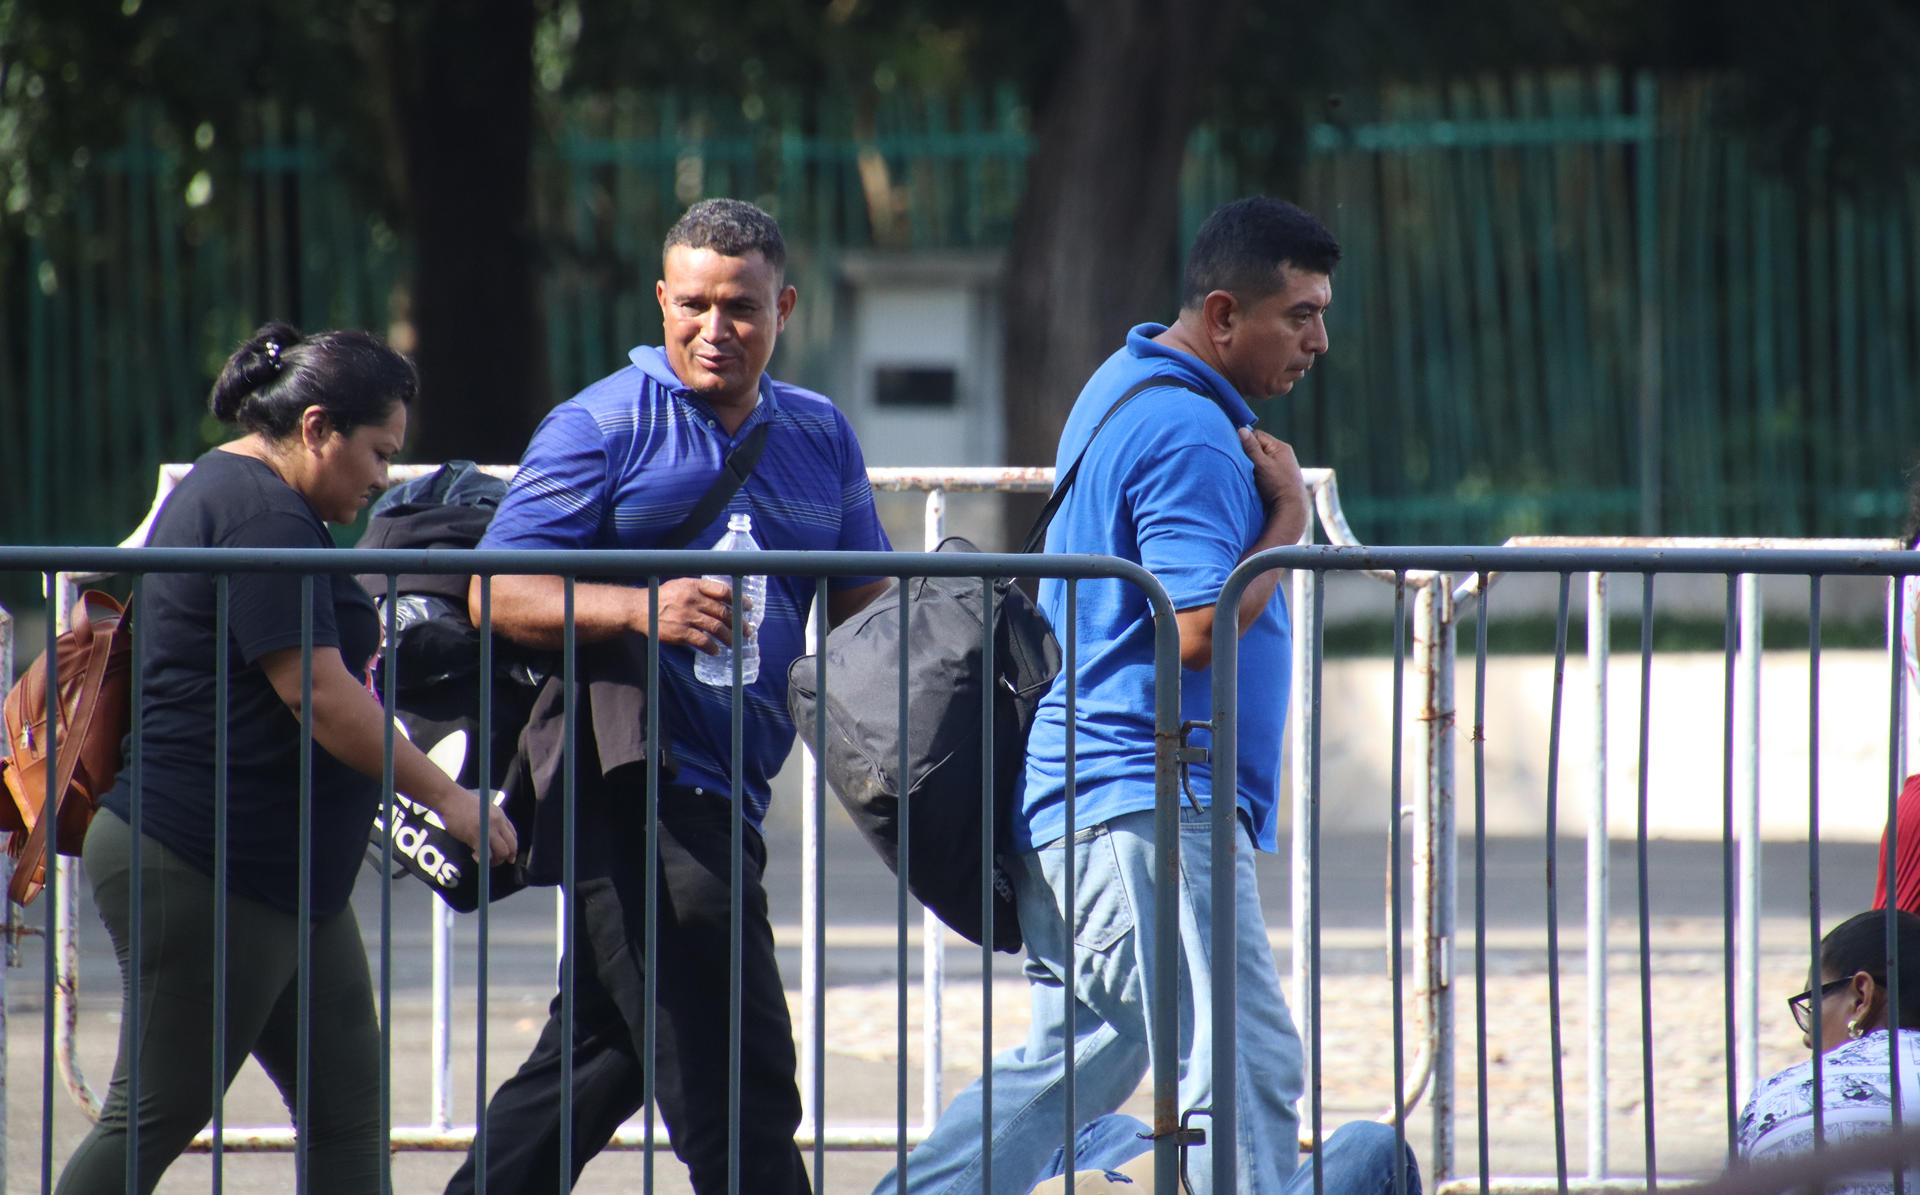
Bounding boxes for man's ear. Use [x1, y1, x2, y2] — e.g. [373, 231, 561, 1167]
[1200, 289, 1238, 346]
[775, 284, 797, 332]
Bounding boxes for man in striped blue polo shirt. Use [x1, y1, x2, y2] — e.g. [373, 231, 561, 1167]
[450, 199, 891, 1195]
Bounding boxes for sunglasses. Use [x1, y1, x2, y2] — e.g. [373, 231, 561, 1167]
[1788, 976, 1882, 1032]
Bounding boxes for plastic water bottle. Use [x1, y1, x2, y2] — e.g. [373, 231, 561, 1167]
[694, 512, 766, 686]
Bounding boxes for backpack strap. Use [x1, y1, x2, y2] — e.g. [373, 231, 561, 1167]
[8, 593, 129, 905]
[658, 421, 773, 551]
[1016, 377, 1190, 555]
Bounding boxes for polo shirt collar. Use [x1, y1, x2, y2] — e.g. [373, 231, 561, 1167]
[629, 344, 780, 433]
[1124, 323, 1258, 429]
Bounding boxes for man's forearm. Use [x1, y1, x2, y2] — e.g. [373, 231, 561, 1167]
[1234, 493, 1309, 632]
[468, 574, 641, 649]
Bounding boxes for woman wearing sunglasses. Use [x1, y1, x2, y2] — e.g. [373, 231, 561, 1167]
[1738, 909, 1920, 1188]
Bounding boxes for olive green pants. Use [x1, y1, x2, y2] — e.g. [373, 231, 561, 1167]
[56, 810, 384, 1194]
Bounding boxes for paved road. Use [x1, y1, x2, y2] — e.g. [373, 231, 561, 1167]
[2, 803, 1881, 1192]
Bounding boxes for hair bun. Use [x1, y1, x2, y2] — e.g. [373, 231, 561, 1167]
[209, 321, 303, 422]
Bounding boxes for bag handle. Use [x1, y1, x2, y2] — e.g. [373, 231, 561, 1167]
[658, 420, 773, 551]
[1016, 377, 1189, 555]
[9, 594, 128, 905]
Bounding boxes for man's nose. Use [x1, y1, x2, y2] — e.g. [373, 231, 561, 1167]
[702, 309, 731, 342]
[1305, 314, 1329, 355]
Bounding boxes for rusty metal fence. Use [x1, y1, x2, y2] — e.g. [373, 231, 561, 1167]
[2, 466, 1918, 1193]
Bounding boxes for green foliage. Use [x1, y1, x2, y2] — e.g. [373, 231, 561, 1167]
[551, 0, 1065, 103]
[0, 0, 409, 242]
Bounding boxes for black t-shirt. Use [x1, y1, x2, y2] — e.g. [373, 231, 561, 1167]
[98, 448, 381, 918]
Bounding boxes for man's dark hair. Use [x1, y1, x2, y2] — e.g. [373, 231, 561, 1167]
[1182, 197, 1341, 310]
[663, 198, 787, 276]
[1822, 910, 1920, 1026]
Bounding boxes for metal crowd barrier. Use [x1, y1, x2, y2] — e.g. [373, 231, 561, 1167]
[0, 539, 1188, 1194]
[4, 464, 1913, 1193]
[1213, 541, 1918, 1195]
[25, 461, 1471, 1174]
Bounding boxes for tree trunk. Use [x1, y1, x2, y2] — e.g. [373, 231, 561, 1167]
[1001, 0, 1242, 487]
[397, 0, 545, 465]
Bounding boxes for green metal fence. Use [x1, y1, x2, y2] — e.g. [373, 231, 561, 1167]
[5, 71, 1918, 553]
[1218, 72, 1920, 543]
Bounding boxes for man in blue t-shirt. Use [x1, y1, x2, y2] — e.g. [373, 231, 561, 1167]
[449, 200, 890, 1195]
[884, 198, 1339, 1194]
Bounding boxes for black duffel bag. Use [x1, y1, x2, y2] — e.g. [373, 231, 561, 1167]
[787, 537, 1058, 951]
[787, 376, 1179, 952]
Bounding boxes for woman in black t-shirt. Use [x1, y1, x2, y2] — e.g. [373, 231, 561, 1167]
[58, 324, 516, 1195]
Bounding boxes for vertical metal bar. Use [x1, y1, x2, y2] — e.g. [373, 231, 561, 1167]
[1901, 577, 1918, 782]
[1212, 550, 1246, 1193]
[125, 576, 146, 1189]
[1888, 575, 1908, 1195]
[476, 576, 494, 1192]
[809, 575, 827, 1189]
[1413, 579, 1457, 1182]
[923, 494, 947, 1132]
[1719, 576, 1740, 1162]
[297, 575, 315, 1194]
[1734, 575, 1764, 1100]
[1634, 574, 1658, 1190]
[213, 575, 231, 1192]
[1586, 571, 1610, 1179]
[800, 605, 821, 1144]
[432, 895, 454, 1129]
[1544, 575, 1572, 1194]
[644, 578, 662, 1195]
[381, 578, 399, 1178]
[897, 580, 912, 1192]
[38, 575, 57, 1195]
[1808, 575, 1826, 1150]
[1389, 573, 1410, 1195]
[1895, 575, 1912, 824]
[729, 565, 746, 1195]
[560, 577, 577, 1191]
[980, 574, 998, 1193]
[1292, 562, 1320, 1087]
[52, 574, 101, 1122]
[1063, 578, 1078, 1191]
[1472, 577, 1491, 1195]
[1310, 571, 1327, 1195]
[1153, 573, 1185, 1195]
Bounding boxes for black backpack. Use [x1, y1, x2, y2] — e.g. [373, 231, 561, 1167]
[786, 377, 1180, 952]
[355, 461, 543, 910]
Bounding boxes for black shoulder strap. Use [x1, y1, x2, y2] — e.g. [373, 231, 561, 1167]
[658, 420, 773, 550]
[1016, 377, 1188, 554]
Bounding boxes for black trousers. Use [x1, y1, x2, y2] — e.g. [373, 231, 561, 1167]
[446, 783, 810, 1195]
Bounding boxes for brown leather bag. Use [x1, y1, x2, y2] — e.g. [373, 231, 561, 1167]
[1, 592, 133, 904]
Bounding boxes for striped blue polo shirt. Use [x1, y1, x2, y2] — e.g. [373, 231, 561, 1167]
[481, 345, 891, 826]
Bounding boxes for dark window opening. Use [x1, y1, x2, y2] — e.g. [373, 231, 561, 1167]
[873, 365, 958, 408]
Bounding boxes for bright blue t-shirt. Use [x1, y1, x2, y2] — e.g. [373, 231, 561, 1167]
[1015, 325, 1291, 854]
[480, 346, 891, 827]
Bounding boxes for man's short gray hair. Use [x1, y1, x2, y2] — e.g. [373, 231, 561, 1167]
[662, 198, 787, 275]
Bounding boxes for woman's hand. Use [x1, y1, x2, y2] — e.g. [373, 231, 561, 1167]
[427, 792, 519, 866]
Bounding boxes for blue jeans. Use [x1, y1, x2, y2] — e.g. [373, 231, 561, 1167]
[877, 806, 1305, 1194]
[1037, 1117, 1422, 1195]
